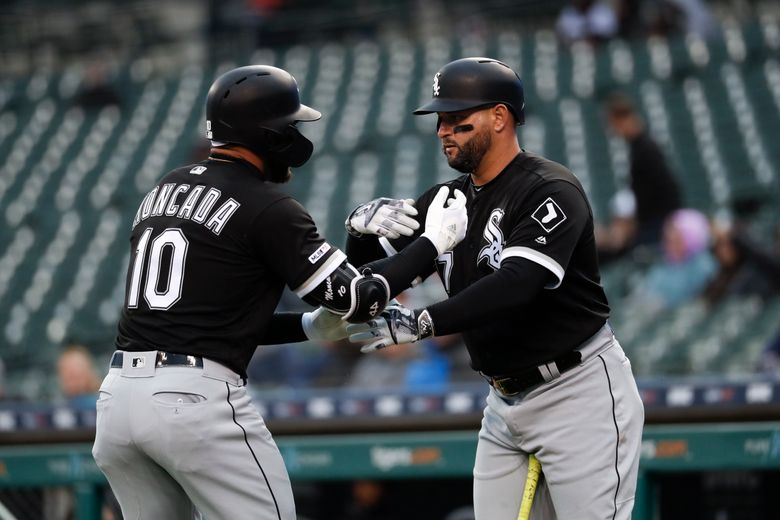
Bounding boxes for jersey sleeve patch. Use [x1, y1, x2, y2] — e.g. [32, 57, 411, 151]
[294, 248, 347, 297]
[308, 243, 331, 264]
[500, 246, 565, 289]
[531, 197, 567, 233]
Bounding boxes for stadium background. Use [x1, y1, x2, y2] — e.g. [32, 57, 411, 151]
[0, 0, 779, 518]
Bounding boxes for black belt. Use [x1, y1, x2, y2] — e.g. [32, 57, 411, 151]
[487, 350, 583, 396]
[110, 351, 204, 369]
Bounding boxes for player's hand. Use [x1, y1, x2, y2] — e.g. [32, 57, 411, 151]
[347, 305, 435, 353]
[301, 307, 349, 341]
[345, 198, 419, 239]
[421, 186, 468, 255]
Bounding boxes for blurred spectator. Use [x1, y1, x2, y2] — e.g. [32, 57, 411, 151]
[615, 0, 643, 39]
[642, 0, 717, 39]
[703, 223, 780, 306]
[556, 0, 618, 45]
[346, 341, 425, 389]
[595, 188, 639, 264]
[627, 209, 717, 314]
[74, 61, 121, 109]
[343, 480, 401, 520]
[669, 0, 717, 39]
[603, 92, 682, 255]
[57, 344, 101, 409]
[757, 328, 780, 373]
[248, 337, 362, 389]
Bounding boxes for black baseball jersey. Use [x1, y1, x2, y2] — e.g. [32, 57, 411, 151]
[115, 156, 345, 377]
[382, 152, 610, 375]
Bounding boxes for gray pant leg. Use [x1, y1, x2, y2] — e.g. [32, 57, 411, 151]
[173, 383, 296, 520]
[93, 362, 296, 520]
[473, 417, 556, 519]
[473, 333, 644, 520]
[93, 370, 195, 519]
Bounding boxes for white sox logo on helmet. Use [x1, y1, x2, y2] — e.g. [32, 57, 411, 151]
[478, 208, 505, 271]
[432, 72, 442, 97]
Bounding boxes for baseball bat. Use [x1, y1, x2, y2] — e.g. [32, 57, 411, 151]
[517, 453, 542, 520]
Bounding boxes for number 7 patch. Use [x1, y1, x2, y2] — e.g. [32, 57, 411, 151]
[531, 197, 567, 233]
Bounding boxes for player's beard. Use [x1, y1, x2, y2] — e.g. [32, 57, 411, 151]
[264, 156, 293, 183]
[445, 126, 492, 174]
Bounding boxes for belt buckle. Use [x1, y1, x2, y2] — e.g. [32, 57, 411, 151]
[156, 351, 169, 368]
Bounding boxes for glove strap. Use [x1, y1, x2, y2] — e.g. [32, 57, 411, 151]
[345, 207, 364, 237]
[417, 309, 435, 339]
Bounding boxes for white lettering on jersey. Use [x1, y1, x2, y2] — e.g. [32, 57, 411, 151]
[478, 208, 505, 271]
[177, 185, 205, 219]
[165, 184, 191, 216]
[191, 188, 221, 224]
[532, 197, 567, 233]
[189, 166, 207, 175]
[205, 198, 240, 235]
[324, 276, 334, 301]
[151, 183, 176, 217]
[140, 186, 158, 221]
[133, 183, 240, 235]
[308, 243, 331, 264]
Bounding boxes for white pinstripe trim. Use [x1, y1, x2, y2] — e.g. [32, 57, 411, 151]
[500, 246, 564, 289]
[293, 249, 348, 297]
[378, 236, 398, 257]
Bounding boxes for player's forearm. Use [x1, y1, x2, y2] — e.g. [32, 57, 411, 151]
[426, 259, 551, 335]
[257, 312, 308, 345]
[361, 236, 438, 298]
[345, 233, 387, 267]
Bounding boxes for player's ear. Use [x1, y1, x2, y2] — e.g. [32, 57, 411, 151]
[492, 104, 510, 132]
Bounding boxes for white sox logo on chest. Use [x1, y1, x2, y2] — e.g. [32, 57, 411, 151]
[478, 208, 505, 271]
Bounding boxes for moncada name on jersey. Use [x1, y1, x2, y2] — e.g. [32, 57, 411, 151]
[132, 182, 241, 236]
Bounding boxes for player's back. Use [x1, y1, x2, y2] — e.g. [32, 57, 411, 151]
[115, 158, 293, 374]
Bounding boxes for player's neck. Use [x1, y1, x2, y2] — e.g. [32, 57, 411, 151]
[471, 139, 521, 186]
[209, 146, 264, 172]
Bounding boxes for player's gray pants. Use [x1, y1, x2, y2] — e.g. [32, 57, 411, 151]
[473, 324, 644, 520]
[92, 352, 295, 520]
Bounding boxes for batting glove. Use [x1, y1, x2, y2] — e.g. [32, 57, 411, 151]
[421, 187, 468, 255]
[345, 197, 420, 239]
[301, 307, 350, 341]
[347, 305, 435, 353]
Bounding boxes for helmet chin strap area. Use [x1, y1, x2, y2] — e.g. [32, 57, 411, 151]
[249, 125, 314, 168]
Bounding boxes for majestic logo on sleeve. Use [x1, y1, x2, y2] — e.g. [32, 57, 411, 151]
[432, 73, 442, 97]
[478, 208, 505, 271]
[532, 197, 567, 233]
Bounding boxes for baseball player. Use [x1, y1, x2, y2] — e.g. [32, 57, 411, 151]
[91, 65, 468, 520]
[347, 58, 645, 519]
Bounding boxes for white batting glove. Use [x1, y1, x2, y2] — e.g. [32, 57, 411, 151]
[345, 198, 419, 239]
[347, 305, 435, 353]
[301, 307, 349, 341]
[421, 186, 468, 255]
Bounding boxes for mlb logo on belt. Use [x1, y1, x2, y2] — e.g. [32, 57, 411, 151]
[532, 197, 567, 233]
[132, 356, 146, 368]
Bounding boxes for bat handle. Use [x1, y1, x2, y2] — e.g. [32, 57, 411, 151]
[517, 454, 542, 520]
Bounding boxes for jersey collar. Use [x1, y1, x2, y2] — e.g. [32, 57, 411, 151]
[470, 151, 525, 194]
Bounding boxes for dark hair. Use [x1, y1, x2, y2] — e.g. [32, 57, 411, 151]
[605, 92, 636, 118]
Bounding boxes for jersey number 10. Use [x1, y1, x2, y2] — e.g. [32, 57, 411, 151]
[126, 227, 189, 310]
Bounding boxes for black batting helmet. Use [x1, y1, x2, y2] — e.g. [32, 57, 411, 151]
[414, 57, 525, 125]
[206, 65, 321, 167]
